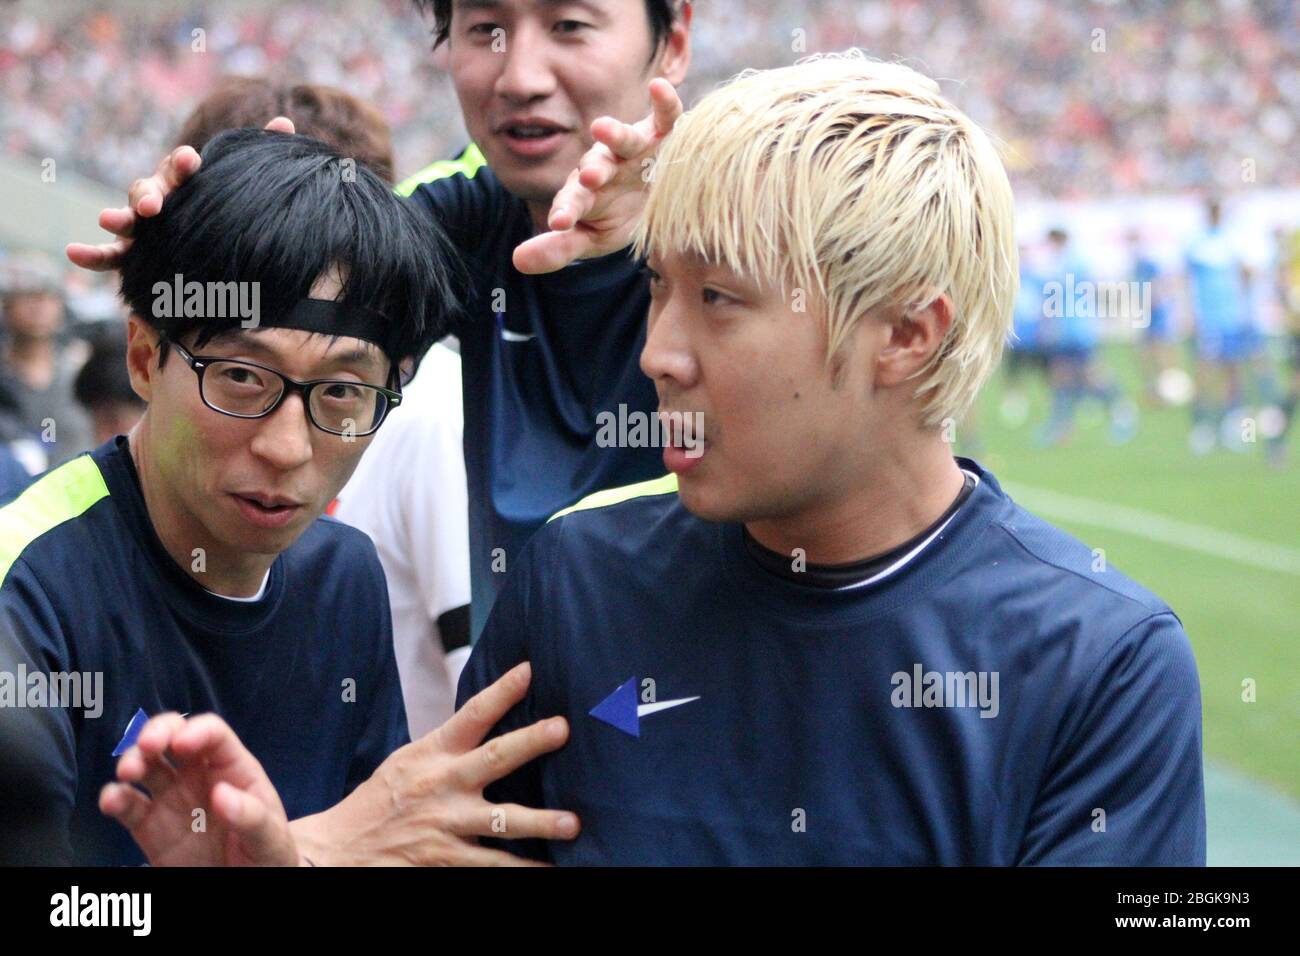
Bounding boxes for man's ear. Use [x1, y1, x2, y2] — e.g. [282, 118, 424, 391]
[874, 294, 955, 390]
[656, 3, 692, 85]
[124, 315, 161, 403]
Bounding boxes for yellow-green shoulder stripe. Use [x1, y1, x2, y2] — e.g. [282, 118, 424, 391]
[548, 474, 679, 523]
[395, 143, 488, 197]
[0, 456, 109, 585]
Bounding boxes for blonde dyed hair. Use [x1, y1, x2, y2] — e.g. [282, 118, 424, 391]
[633, 51, 1018, 426]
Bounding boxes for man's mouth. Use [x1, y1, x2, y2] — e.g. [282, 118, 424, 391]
[501, 124, 565, 139]
[495, 119, 572, 157]
[659, 410, 707, 473]
[230, 492, 304, 529]
[659, 411, 705, 448]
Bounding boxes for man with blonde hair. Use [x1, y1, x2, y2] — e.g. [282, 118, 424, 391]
[460, 52, 1205, 865]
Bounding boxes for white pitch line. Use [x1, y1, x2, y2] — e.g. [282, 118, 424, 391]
[1007, 484, 1300, 578]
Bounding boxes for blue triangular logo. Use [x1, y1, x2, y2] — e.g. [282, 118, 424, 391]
[589, 677, 640, 737]
[112, 707, 149, 756]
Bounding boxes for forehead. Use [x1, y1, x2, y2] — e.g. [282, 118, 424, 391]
[201, 328, 386, 371]
[651, 248, 768, 286]
[652, 248, 720, 272]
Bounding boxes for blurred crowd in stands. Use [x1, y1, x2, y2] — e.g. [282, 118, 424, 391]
[3, 0, 1299, 197]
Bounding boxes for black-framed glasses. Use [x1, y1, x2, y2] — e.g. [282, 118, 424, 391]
[166, 338, 401, 437]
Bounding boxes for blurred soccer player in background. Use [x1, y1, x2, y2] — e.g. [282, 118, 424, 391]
[0, 253, 94, 469]
[73, 326, 146, 445]
[1184, 198, 1257, 455]
[1127, 227, 1179, 407]
[1035, 228, 1136, 447]
[1000, 243, 1047, 428]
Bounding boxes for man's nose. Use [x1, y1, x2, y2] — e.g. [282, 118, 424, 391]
[640, 300, 697, 388]
[494, 22, 558, 103]
[249, 392, 314, 470]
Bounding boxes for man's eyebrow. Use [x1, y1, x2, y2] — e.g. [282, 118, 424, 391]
[203, 331, 385, 374]
[319, 344, 385, 371]
[454, 0, 607, 15]
[543, 0, 607, 14]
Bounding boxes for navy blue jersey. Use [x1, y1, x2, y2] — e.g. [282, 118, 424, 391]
[400, 147, 664, 640]
[458, 461, 1206, 865]
[0, 437, 408, 865]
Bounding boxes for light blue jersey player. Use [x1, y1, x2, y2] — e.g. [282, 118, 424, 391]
[1036, 228, 1134, 445]
[1001, 248, 1048, 427]
[1185, 201, 1250, 363]
[1183, 198, 1259, 453]
[1127, 228, 1179, 406]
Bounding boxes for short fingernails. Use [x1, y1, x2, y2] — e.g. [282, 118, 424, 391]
[547, 717, 567, 741]
[556, 814, 579, 837]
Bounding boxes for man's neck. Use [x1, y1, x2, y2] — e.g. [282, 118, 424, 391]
[127, 427, 273, 598]
[745, 443, 967, 566]
[526, 199, 552, 236]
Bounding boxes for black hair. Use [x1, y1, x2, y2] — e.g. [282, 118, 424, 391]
[413, 0, 681, 62]
[118, 128, 462, 375]
[74, 326, 143, 411]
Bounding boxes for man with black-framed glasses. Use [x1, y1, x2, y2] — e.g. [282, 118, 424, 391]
[164, 333, 404, 439]
[0, 129, 578, 866]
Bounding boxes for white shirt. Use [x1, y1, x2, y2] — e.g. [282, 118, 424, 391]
[206, 569, 271, 602]
[332, 344, 471, 738]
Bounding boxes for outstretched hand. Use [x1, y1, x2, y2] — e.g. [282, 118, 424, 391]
[513, 79, 683, 275]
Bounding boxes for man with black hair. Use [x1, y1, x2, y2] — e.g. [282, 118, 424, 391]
[73, 0, 695, 643]
[1, 129, 576, 865]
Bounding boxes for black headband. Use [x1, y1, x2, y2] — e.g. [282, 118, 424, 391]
[260, 298, 393, 357]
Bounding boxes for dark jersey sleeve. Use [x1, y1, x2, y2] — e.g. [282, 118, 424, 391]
[345, 547, 411, 793]
[455, 525, 556, 860]
[398, 145, 518, 339]
[1018, 612, 1206, 865]
[0, 560, 77, 864]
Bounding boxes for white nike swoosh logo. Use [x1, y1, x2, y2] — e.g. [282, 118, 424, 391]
[500, 329, 536, 342]
[636, 696, 700, 717]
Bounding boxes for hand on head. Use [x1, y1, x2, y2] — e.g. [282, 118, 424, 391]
[66, 117, 296, 273]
